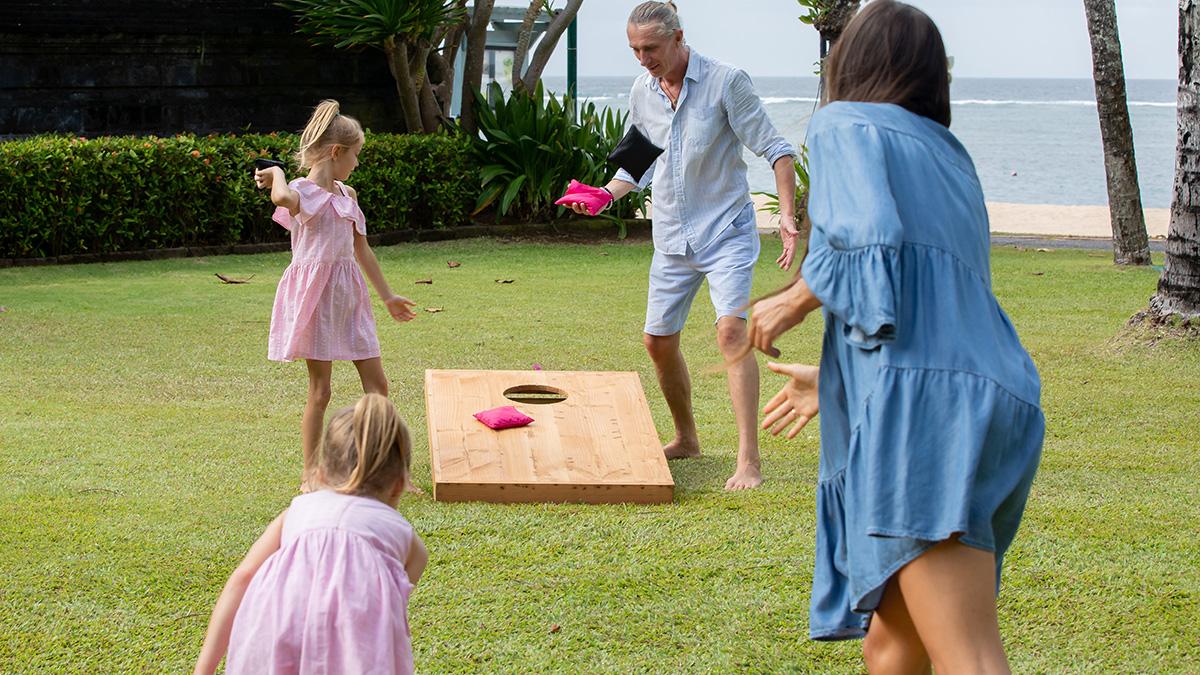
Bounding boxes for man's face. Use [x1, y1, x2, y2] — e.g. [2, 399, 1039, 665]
[627, 23, 683, 79]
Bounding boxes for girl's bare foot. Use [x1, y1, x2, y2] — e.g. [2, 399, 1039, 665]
[663, 436, 701, 459]
[724, 463, 763, 490]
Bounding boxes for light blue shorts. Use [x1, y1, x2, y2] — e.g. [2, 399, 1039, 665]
[644, 203, 761, 336]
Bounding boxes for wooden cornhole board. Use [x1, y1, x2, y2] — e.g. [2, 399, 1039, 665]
[424, 369, 674, 504]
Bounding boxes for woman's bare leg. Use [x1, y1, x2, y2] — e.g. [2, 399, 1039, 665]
[893, 539, 1010, 674]
[863, 579, 931, 674]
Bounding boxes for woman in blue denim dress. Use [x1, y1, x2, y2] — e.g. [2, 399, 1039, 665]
[748, 2, 1044, 672]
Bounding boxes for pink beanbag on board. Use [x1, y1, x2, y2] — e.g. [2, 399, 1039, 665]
[554, 180, 613, 216]
[473, 406, 534, 430]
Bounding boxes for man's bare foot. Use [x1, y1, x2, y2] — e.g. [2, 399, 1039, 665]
[724, 463, 763, 490]
[663, 436, 701, 460]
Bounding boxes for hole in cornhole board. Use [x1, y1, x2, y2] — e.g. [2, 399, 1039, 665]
[425, 369, 674, 505]
[503, 385, 568, 405]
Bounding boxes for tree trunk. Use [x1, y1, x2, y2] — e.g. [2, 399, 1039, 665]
[511, 1, 544, 95]
[1084, 0, 1153, 265]
[1150, 0, 1200, 318]
[435, 1, 470, 117]
[519, 0, 582, 94]
[384, 38, 424, 133]
[460, 0, 495, 135]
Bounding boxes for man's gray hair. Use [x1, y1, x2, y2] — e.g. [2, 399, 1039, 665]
[628, 1, 681, 37]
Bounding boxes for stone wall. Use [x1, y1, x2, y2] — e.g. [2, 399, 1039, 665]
[0, 0, 402, 136]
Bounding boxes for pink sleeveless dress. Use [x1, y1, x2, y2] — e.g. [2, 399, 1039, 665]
[268, 178, 380, 362]
[225, 490, 417, 674]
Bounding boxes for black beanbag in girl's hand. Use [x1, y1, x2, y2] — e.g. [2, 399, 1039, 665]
[253, 158, 286, 174]
[607, 125, 663, 184]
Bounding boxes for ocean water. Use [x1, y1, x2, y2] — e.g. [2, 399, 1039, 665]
[542, 76, 1176, 208]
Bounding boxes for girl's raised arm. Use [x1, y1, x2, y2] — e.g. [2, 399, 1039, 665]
[254, 167, 300, 215]
[193, 511, 286, 675]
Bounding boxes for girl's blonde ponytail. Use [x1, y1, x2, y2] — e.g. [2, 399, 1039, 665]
[294, 99, 365, 169]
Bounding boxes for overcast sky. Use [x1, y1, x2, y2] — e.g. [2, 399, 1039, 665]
[540, 0, 1176, 80]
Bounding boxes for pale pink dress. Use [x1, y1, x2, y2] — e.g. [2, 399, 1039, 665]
[225, 490, 416, 674]
[268, 178, 380, 362]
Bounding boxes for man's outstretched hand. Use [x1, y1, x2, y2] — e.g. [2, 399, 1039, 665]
[555, 180, 614, 216]
[777, 213, 800, 270]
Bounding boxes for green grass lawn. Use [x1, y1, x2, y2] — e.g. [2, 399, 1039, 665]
[0, 237, 1196, 672]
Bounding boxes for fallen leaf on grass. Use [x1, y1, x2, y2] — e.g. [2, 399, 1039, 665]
[447, 260, 462, 268]
[495, 278, 515, 284]
[215, 273, 255, 284]
[1032, 272, 1044, 276]
[424, 307, 444, 313]
[550, 624, 561, 634]
[415, 278, 433, 285]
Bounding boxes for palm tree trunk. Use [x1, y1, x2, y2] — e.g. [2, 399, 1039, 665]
[511, 0, 544, 95]
[460, 0, 495, 135]
[1084, 0, 1152, 265]
[1150, 0, 1200, 318]
[519, 0, 583, 94]
[384, 38, 424, 134]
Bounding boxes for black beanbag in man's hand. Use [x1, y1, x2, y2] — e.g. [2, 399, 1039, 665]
[607, 125, 663, 184]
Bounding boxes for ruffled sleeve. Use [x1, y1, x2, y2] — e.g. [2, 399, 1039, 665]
[271, 178, 303, 231]
[272, 178, 329, 231]
[270, 179, 365, 234]
[801, 117, 903, 350]
[333, 182, 367, 235]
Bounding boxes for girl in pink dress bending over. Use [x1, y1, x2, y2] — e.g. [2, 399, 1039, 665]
[194, 394, 428, 674]
[254, 100, 416, 489]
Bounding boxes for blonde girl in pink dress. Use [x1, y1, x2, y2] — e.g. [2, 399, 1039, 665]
[253, 100, 416, 489]
[194, 394, 428, 675]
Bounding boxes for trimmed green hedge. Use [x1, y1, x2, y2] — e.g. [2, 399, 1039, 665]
[0, 132, 476, 259]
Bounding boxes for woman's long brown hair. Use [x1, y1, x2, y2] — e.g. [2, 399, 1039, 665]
[725, 0, 950, 368]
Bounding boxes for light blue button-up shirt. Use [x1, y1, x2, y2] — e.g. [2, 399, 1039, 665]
[615, 48, 795, 255]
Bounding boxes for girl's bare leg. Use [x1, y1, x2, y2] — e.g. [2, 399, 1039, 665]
[302, 359, 333, 491]
[352, 357, 389, 396]
[352, 358, 422, 493]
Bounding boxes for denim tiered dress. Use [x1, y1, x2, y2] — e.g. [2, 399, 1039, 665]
[800, 102, 1045, 640]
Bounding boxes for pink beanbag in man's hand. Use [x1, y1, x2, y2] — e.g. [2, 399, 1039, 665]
[554, 180, 614, 216]
[473, 405, 534, 430]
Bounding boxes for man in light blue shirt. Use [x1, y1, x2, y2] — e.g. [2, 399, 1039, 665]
[566, 1, 798, 490]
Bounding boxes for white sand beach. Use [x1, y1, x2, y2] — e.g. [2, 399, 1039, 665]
[744, 193, 1170, 239]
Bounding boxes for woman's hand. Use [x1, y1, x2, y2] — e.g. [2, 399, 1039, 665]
[384, 295, 417, 322]
[761, 362, 820, 439]
[748, 277, 823, 357]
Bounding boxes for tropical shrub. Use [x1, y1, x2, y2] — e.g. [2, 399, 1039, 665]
[472, 82, 650, 225]
[0, 132, 475, 258]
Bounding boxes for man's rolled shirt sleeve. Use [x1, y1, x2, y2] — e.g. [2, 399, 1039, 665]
[724, 68, 796, 166]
